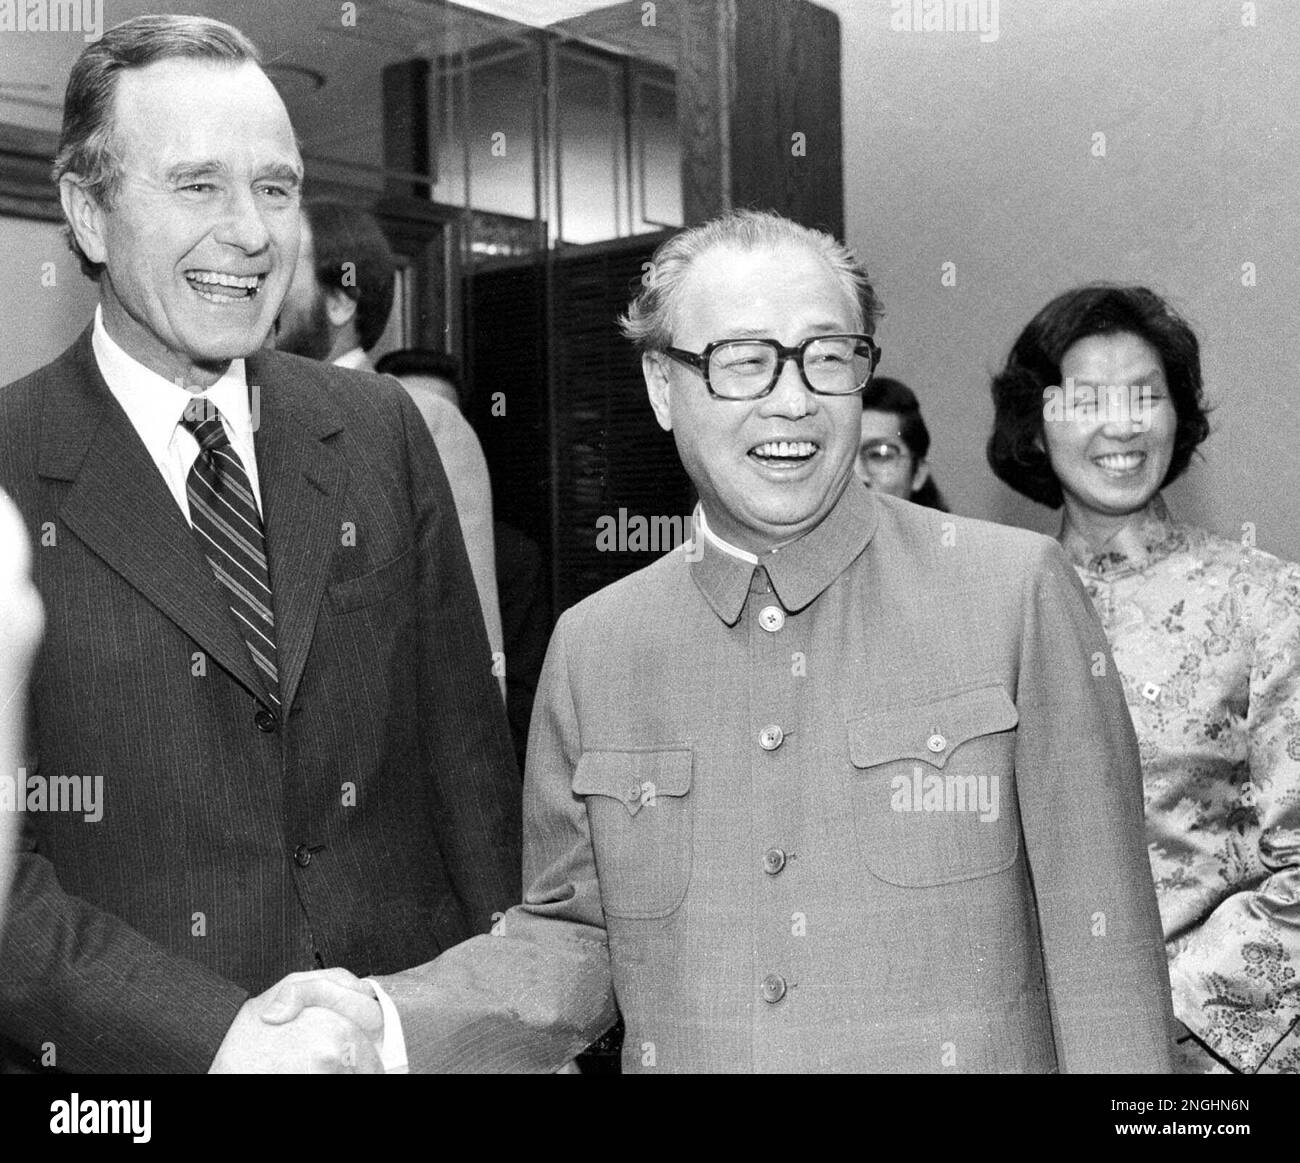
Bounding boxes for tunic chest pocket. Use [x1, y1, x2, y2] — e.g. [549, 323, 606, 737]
[848, 686, 1020, 887]
[572, 748, 693, 920]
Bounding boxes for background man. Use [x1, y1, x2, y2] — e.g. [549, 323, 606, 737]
[0, 15, 519, 1073]
[279, 218, 507, 692]
[275, 199, 395, 372]
[283, 209, 1176, 1072]
[373, 349, 505, 700]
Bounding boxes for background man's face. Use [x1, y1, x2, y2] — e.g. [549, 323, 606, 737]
[275, 214, 333, 361]
[646, 242, 865, 551]
[82, 58, 302, 385]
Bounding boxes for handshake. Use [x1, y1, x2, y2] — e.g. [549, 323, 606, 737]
[209, 968, 391, 1074]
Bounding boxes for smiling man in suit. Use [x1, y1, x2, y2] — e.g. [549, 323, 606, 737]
[280, 209, 1177, 1073]
[0, 14, 519, 1072]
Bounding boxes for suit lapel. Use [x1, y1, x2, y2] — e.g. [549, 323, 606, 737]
[247, 350, 349, 713]
[41, 330, 268, 701]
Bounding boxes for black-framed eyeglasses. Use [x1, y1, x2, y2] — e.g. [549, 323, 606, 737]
[662, 333, 881, 400]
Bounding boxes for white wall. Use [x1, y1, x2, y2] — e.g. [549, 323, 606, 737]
[0, 215, 98, 386]
[817, 0, 1300, 562]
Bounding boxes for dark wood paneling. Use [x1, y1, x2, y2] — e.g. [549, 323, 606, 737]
[466, 261, 551, 571]
[731, 0, 842, 237]
[676, 0, 735, 225]
[550, 237, 694, 613]
[381, 58, 432, 200]
[468, 236, 693, 623]
[675, 0, 843, 236]
[0, 122, 61, 222]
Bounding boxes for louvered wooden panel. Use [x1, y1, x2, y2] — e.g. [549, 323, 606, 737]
[551, 237, 694, 614]
[467, 236, 693, 622]
[465, 261, 549, 561]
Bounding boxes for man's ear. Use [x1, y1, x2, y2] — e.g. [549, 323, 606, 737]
[324, 287, 358, 328]
[643, 352, 673, 433]
[59, 177, 108, 268]
[910, 460, 931, 492]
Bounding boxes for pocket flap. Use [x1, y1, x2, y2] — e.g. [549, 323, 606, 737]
[327, 547, 416, 613]
[573, 748, 693, 817]
[848, 685, 1018, 770]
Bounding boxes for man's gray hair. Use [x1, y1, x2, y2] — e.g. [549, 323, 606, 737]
[52, 14, 262, 280]
[620, 209, 882, 353]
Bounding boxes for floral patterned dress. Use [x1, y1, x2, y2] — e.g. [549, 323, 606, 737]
[1063, 495, 1300, 1073]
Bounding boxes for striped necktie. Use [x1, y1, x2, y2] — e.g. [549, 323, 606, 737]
[180, 400, 280, 706]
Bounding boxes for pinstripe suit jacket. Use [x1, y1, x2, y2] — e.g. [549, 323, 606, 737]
[378, 486, 1176, 1072]
[0, 329, 521, 1072]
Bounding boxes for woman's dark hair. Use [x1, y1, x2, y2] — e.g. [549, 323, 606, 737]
[861, 377, 948, 511]
[987, 284, 1211, 508]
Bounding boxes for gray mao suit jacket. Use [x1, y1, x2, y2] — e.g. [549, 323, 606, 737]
[380, 486, 1176, 1073]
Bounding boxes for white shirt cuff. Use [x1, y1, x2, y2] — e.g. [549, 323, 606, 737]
[365, 978, 409, 1074]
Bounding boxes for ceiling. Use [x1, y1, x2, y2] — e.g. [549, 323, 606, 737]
[0, 0, 672, 136]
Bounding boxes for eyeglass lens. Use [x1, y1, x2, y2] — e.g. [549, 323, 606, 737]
[708, 337, 872, 397]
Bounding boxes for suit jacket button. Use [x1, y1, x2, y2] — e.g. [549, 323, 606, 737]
[759, 725, 784, 751]
[762, 848, 787, 875]
[255, 709, 279, 733]
[293, 844, 312, 868]
[760, 973, 787, 1004]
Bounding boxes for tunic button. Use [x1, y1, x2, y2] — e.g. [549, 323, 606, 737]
[926, 733, 946, 753]
[762, 847, 786, 875]
[758, 605, 785, 632]
[760, 973, 787, 1004]
[759, 725, 784, 751]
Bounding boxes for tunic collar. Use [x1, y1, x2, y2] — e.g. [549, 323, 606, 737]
[1059, 493, 1189, 580]
[689, 483, 878, 625]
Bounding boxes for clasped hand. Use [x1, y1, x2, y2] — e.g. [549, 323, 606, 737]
[209, 968, 386, 1074]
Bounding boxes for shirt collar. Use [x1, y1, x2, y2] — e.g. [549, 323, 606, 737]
[689, 483, 878, 625]
[92, 304, 254, 451]
[696, 505, 758, 564]
[1059, 493, 1188, 580]
[333, 346, 371, 371]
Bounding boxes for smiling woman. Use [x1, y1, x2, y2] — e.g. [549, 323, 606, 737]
[988, 285, 1300, 1075]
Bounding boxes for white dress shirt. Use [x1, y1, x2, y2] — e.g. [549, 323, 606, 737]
[91, 305, 264, 523]
[333, 345, 373, 372]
